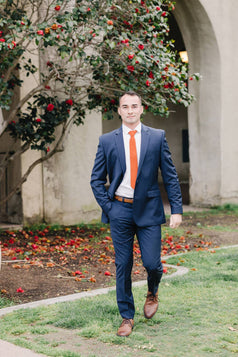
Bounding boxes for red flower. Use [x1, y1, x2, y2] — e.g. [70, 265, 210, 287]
[74, 270, 82, 275]
[149, 71, 154, 79]
[146, 80, 151, 86]
[0, 38, 5, 42]
[37, 30, 44, 36]
[107, 20, 113, 25]
[127, 65, 135, 72]
[138, 44, 144, 50]
[47, 61, 53, 67]
[21, 21, 25, 25]
[7, 41, 16, 49]
[128, 54, 134, 60]
[156, 6, 161, 10]
[46, 103, 54, 111]
[110, 99, 116, 104]
[55, 5, 61, 11]
[104, 271, 111, 276]
[36, 118, 42, 123]
[45, 85, 51, 89]
[135, 8, 139, 13]
[17, 287, 24, 293]
[162, 11, 167, 17]
[0, 31, 3, 37]
[87, 7, 91, 11]
[66, 99, 73, 106]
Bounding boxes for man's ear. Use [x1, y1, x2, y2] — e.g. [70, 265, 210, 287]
[118, 107, 121, 116]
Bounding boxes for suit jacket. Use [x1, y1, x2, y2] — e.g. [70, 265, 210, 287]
[90, 124, 183, 227]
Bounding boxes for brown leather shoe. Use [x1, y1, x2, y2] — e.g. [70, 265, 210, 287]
[117, 318, 134, 337]
[144, 291, 159, 319]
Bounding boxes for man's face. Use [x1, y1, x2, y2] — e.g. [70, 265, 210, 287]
[118, 94, 143, 129]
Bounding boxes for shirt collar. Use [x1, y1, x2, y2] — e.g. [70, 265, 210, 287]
[122, 122, 141, 134]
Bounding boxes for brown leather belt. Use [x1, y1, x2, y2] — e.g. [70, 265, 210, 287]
[114, 195, 133, 204]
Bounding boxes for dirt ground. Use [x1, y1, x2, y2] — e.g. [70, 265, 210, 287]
[0, 211, 237, 305]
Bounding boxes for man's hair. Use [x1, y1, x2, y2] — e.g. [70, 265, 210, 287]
[119, 91, 142, 105]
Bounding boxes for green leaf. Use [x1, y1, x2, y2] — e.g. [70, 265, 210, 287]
[108, 41, 116, 49]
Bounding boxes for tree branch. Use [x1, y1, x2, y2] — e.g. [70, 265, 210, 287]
[0, 142, 30, 182]
[4, 70, 56, 126]
[0, 119, 68, 207]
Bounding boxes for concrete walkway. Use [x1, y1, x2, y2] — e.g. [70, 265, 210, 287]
[0, 339, 47, 357]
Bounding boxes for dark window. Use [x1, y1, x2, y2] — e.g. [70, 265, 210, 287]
[182, 129, 189, 162]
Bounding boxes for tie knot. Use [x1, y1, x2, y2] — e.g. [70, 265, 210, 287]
[129, 130, 137, 137]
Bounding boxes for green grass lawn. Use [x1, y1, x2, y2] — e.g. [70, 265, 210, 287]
[0, 246, 237, 357]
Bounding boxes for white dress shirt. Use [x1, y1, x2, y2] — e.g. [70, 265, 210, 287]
[115, 122, 141, 198]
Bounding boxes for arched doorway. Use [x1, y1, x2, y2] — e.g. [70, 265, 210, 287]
[174, 0, 221, 206]
[104, 0, 222, 207]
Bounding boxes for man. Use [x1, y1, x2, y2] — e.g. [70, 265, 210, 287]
[91, 91, 182, 337]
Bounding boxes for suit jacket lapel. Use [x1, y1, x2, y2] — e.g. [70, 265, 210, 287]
[137, 124, 150, 177]
[115, 126, 126, 173]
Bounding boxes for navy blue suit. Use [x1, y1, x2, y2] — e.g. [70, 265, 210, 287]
[91, 124, 182, 319]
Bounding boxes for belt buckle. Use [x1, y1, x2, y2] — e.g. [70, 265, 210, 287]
[115, 195, 133, 204]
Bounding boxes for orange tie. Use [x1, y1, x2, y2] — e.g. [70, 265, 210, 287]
[129, 130, 138, 189]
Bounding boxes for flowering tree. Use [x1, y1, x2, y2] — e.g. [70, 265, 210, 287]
[0, 0, 199, 205]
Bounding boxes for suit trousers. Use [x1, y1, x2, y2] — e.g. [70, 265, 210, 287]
[108, 199, 163, 319]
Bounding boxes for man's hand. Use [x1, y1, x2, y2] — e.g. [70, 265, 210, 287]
[169, 214, 182, 228]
